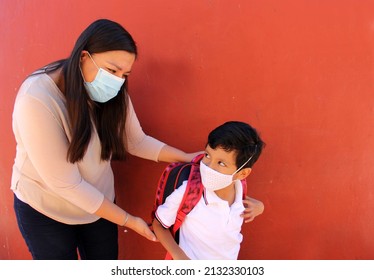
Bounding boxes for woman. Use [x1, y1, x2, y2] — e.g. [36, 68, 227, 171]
[11, 19, 201, 260]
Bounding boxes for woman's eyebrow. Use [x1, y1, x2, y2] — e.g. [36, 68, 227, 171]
[107, 61, 132, 74]
[107, 61, 123, 70]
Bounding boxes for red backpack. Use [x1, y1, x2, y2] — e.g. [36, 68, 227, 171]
[151, 153, 247, 259]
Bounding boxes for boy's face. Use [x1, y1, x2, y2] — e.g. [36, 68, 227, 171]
[202, 145, 239, 176]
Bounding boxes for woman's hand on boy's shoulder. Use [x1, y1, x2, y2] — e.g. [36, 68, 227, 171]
[241, 196, 264, 223]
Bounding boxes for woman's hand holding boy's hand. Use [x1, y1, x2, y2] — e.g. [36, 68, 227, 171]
[125, 214, 157, 242]
[241, 196, 264, 223]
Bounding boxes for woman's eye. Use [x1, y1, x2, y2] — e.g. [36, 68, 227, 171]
[107, 68, 116, 73]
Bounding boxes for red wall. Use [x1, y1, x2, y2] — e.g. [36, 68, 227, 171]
[1, 0, 374, 260]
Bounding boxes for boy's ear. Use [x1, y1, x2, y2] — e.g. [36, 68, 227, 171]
[236, 168, 252, 180]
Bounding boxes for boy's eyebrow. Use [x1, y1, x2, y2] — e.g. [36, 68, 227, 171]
[205, 146, 236, 166]
[222, 159, 236, 166]
[215, 156, 236, 166]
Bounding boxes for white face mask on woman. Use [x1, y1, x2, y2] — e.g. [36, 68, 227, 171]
[82, 52, 125, 103]
[200, 155, 253, 191]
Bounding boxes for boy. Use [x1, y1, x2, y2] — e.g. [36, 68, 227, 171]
[153, 121, 265, 260]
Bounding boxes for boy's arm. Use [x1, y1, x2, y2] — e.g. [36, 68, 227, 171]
[242, 196, 264, 223]
[152, 218, 190, 260]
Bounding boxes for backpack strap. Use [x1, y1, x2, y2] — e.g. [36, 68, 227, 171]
[165, 154, 204, 260]
[171, 161, 203, 236]
[151, 161, 185, 220]
[170, 154, 204, 236]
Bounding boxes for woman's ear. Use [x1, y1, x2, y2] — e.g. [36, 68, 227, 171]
[80, 50, 88, 62]
[236, 168, 252, 180]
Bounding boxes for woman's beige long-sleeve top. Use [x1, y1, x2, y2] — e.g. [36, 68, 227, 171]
[11, 73, 165, 224]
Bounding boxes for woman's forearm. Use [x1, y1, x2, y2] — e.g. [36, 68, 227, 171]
[157, 145, 203, 163]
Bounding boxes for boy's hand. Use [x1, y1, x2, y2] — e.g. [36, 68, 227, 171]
[242, 196, 264, 223]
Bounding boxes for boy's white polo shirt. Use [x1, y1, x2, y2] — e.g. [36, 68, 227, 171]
[155, 179, 245, 259]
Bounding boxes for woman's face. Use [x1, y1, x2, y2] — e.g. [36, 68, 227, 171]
[80, 50, 136, 82]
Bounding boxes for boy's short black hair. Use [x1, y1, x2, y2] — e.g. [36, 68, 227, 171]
[207, 121, 265, 168]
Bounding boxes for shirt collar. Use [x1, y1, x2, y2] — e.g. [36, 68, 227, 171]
[203, 180, 244, 205]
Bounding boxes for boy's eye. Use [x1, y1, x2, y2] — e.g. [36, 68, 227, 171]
[204, 153, 210, 159]
[218, 161, 226, 167]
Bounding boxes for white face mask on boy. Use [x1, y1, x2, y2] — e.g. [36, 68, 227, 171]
[82, 52, 125, 103]
[200, 155, 253, 191]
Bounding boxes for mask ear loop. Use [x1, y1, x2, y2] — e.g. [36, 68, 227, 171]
[86, 52, 100, 69]
[232, 145, 257, 175]
[79, 52, 99, 83]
